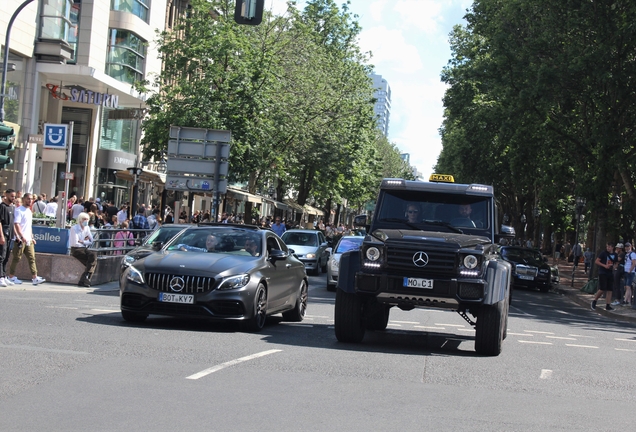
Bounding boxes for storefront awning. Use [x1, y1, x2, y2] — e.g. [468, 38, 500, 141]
[284, 199, 304, 212]
[115, 169, 166, 185]
[226, 187, 262, 204]
[263, 197, 289, 210]
[304, 204, 325, 216]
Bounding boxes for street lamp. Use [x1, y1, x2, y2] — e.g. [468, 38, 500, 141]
[571, 197, 586, 286]
[127, 166, 143, 218]
[156, 158, 167, 174]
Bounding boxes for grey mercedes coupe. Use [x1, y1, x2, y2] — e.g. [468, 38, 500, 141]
[119, 224, 308, 331]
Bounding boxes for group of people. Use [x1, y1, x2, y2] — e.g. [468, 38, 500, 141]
[591, 242, 635, 311]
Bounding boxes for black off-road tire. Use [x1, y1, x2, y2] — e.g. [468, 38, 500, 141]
[282, 280, 307, 322]
[474, 301, 505, 356]
[121, 310, 148, 323]
[244, 283, 267, 332]
[366, 305, 390, 331]
[334, 289, 366, 343]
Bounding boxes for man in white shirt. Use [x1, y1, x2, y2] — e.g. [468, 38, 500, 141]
[43, 197, 58, 217]
[117, 205, 128, 224]
[7, 193, 45, 285]
[69, 212, 97, 287]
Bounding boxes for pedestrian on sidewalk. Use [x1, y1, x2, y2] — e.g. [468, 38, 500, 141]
[584, 247, 594, 274]
[592, 242, 616, 311]
[69, 212, 97, 287]
[0, 189, 16, 287]
[572, 242, 582, 268]
[7, 193, 46, 285]
[623, 242, 636, 306]
[611, 243, 625, 306]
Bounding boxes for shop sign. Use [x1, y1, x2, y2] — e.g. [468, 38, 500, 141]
[33, 226, 69, 255]
[46, 84, 119, 108]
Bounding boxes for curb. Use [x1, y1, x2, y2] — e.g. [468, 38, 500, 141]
[554, 285, 636, 325]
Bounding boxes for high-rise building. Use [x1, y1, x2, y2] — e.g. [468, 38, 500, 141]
[370, 73, 391, 137]
[1, 0, 170, 204]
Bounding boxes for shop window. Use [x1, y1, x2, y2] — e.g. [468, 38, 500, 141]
[111, 0, 149, 23]
[99, 108, 139, 154]
[105, 29, 146, 85]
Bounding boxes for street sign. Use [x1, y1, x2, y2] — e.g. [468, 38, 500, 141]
[43, 124, 68, 149]
[165, 175, 227, 193]
[28, 134, 44, 144]
[166, 158, 229, 176]
[60, 172, 74, 180]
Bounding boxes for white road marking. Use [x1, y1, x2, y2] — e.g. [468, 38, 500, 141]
[457, 328, 475, 332]
[524, 331, 555, 334]
[507, 332, 533, 336]
[435, 323, 464, 327]
[387, 323, 402, 327]
[565, 344, 598, 349]
[186, 349, 282, 380]
[306, 315, 329, 319]
[90, 309, 119, 313]
[390, 320, 420, 324]
[614, 338, 636, 342]
[509, 305, 533, 316]
[0, 343, 89, 355]
[46, 306, 79, 310]
[615, 348, 636, 352]
[518, 340, 552, 345]
[555, 310, 570, 315]
[540, 369, 553, 379]
[569, 334, 595, 338]
[414, 326, 445, 330]
[546, 336, 577, 340]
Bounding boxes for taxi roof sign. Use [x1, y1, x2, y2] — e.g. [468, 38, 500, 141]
[429, 174, 455, 183]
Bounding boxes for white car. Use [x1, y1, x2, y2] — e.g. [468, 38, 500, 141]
[326, 235, 364, 291]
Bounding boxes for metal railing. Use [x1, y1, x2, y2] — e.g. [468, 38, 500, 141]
[87, 227, 154, 257]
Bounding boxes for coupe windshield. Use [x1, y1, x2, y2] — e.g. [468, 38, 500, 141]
[375, 190, 492, 233]
[166, 227, 261, 256]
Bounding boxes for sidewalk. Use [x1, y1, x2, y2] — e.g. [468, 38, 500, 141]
[551, 259, 636, 324]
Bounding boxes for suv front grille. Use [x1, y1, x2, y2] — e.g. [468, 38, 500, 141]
[145, 273, 216, 293]
[385, 243, 456, 277]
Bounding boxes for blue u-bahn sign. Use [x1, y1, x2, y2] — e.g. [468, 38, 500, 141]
[43, 124, 68, 149]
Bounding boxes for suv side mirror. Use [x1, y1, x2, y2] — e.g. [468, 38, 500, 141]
[353, 215, 367, 227]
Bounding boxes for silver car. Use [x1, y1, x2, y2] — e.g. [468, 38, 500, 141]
[326, 235, 364, 291]
[281, 229, 331, 275]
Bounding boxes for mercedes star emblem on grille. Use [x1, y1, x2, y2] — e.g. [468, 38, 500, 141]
[169, 276, 185, 292]
[412, 251, 429, 267]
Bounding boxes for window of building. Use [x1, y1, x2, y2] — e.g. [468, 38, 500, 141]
[99, 108, 140, 154]
[105, 29, 146, 85]
[111, 0, 149, 23]
[39, 0, 75, 42]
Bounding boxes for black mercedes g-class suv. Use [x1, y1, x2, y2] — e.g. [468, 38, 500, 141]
[335, 176, 514, 356]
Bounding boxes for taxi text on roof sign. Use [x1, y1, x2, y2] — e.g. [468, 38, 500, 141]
[429, 174, 455, 183]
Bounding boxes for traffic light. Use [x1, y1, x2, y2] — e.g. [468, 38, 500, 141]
[0, 122, 15, 169]
[234, 0, 264, 25]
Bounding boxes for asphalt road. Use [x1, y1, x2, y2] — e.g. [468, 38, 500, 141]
[1, 273, 635, 431]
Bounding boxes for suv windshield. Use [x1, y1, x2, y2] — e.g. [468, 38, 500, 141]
[375, 190, 492, 236]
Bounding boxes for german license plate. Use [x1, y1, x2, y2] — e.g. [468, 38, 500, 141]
[519, 275, 534, 280]
[158, 293, 194, 304]
[403, 277, 434, 289]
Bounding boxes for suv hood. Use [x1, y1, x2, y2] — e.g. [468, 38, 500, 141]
[372, 229, 491, 249]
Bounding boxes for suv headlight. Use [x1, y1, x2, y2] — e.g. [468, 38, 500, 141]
[362, 244, 384, 270]
[218, 274, 250, 290]
[126, 265, 145, 285]
[463, 255, 478, 269]
[459, 253, 482, 277]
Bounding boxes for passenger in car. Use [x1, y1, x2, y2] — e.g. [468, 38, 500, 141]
[177, 234, 218, 252]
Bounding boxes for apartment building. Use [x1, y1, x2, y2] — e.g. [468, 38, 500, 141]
[370, 72, 391, 137]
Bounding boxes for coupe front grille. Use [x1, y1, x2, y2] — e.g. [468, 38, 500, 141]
[145, 273, 216, 294]
[515, 265, 538, 277]
[385, 243, 456, 277]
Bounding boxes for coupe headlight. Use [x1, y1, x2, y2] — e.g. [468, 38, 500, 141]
[463, 255, 478, 269]
[123, 255, 136, 266]
[218, 274, 250, 290]
[306, 253, 316, 259]
[366, 247, 381, 261]
[126, 265, 144, 285]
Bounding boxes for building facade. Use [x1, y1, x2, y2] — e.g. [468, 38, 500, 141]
[2, 0, 167, 205]
[370, 72, 391, 137]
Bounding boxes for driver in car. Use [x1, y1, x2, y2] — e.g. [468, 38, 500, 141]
[177, 234, 218, 252]
[452, 203, 481, 228]
[406, 203, 421, 223]
[244, 238, 260, 256]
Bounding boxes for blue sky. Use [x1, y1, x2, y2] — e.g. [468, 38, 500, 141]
[268, 0, 472, 180]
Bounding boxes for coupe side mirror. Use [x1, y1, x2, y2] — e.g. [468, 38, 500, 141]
[269, 249, 289, 261]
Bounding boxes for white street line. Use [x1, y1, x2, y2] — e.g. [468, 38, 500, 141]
[565, 344, 598, 349]
[507, 332, 533, 336]
[457, 328, 475, 332]
[540, 369, 553, 379]
[435, 323, 464, 327]
[90, 309, 119, 313]
[545, 336, 577, 340]
[390, 320, 420, 324]
[518, 341, 552, 345]
[555, 310, 570, 315]
[414, 326, 445, 330]
[615, 348, 636, 352]
[387, 323, 402, 327]
[0, 343, 89, 355]
[306, 315, 329, 319]
[186, 349, 282, 380]
[46, 306, 78, 310]
[524, 331, 555, 334]
[569, 334, 595, 338]
[614, 338, 636, 342]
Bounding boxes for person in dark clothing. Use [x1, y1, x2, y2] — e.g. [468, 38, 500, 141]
[592, 243, 617, 311]
[0, 189, 16, 287]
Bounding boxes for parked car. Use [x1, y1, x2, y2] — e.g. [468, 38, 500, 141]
[281, 229, 331, 275]
[120, 225, 308, 331]
[120, 224, 190, 271]
[499, 246, 552, 292]
[327, 235, 364, 291]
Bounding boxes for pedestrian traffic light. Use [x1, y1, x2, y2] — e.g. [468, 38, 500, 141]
[234, 0, 264, 25]
[0, 122, 15, 169]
